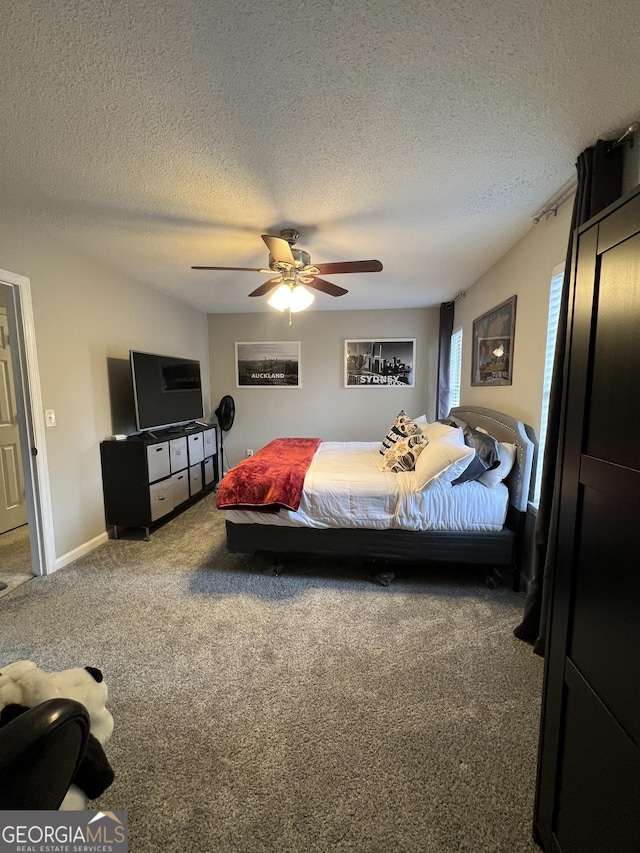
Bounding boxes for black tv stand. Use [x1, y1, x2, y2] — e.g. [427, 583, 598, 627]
[100, 423, 219, 540]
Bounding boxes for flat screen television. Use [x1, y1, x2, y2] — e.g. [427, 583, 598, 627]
[130, 350, 203, 432]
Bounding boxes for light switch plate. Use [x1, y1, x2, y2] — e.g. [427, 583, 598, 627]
[45, 409, 56, 427]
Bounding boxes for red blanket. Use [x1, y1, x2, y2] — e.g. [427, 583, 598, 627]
[216, 437, 322, 513]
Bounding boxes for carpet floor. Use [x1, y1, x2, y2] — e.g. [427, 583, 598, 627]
[0, 494, 543, 852]
[0, 523, 33, 598]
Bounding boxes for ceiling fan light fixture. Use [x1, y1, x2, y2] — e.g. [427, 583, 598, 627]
[267, 283, 294, 312]
[290, 284, 314, 312]
[267, 282, 314, 313]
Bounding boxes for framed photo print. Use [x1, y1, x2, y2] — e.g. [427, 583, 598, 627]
[471, 296, 517, 386]
[344, 338, 416, 388]
[235, 341, 301, 388]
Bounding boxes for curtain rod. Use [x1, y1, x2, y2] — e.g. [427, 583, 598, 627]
[532, 177, 577, 224]
[615, 121, 639, 146]
[532, 120, 640, 224]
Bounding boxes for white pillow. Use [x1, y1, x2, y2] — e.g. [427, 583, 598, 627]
[412, 414, 427, 424]
[477, 442, 517, 488]
[420, 421, 458, 442]
[413, 429, 475, 490]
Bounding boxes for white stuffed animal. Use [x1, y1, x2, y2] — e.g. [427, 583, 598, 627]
[0, 660, 114, 809]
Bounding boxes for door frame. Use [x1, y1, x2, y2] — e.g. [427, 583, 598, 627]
[1, 268, 56, 576]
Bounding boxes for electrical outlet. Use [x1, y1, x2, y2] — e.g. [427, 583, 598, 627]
[45, 409, 56, 427]
[246, 449, 254, 457]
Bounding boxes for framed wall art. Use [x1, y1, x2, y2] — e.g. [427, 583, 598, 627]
[344, 338, 416, 388]
[471, 296, 517, 386]
[235, 341, 301, 388]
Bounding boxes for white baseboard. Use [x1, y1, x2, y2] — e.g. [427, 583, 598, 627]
[55, 531, 109, 571]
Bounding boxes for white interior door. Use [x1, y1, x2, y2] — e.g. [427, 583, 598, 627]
[0, 309, 28, 533]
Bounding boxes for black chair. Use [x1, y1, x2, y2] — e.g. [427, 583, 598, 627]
[0, 698, 90, 809]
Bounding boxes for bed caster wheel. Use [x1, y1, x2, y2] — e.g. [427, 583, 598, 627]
[262, 563, 283, 577]
[374, 571, 395, 587]
[485, 569, 503, 589]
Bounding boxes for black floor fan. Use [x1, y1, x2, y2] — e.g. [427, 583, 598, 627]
[214, 395, 235, 477]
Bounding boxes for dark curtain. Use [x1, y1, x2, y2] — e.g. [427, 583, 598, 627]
[436, 301, 454, 419]
[514, 139, 624, 655]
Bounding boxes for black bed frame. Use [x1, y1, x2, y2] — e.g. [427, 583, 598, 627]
[225, 407, 536, 589]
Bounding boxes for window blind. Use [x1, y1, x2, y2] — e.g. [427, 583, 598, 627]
[449, 327, 463, 409]
[533, 271, 564, 505]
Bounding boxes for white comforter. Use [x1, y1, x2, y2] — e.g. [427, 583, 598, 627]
[225, 441, 509, 532]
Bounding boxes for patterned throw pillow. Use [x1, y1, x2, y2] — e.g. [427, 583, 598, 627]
[379, 411, 421, 456]
[382, 434, 429, 472]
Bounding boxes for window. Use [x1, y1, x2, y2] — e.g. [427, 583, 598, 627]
[533, 266, 564, 505]
[449, 326, 463, 409]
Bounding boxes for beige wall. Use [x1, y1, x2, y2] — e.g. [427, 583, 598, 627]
[208, 308, 439, 469]
[454, 199, 573, 440]
[453, 200, 573, 588]
[0, 217, 210, 562]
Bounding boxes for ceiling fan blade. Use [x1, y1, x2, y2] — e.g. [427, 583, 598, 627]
[313, 260, 383, 275]
[261, 234, 295, 265]
[248, 278, 282, 298]
[191, 266, 264, 272]
[305, 277, 348, 297]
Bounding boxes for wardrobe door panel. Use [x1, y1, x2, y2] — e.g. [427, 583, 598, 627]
[586, 234, 640, 468]
[554, 664, 639, 853]
[569, 484, 639, 741]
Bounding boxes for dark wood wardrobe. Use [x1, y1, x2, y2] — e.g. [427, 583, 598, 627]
[534, 185, 640, 850]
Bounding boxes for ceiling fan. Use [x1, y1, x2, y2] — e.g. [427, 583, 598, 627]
[192, 229, 383, 316]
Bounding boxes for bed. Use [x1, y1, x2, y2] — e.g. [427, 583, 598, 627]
[219, 406, 535, 588]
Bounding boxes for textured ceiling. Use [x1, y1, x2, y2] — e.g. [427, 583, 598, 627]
[1, 0, 639, 313]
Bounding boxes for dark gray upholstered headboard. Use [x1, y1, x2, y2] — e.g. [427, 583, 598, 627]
[448, 406, 536, 513]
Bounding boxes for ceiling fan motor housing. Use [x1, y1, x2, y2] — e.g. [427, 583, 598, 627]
[280, 228, 300, 244]
[269, 248, 311, 271]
